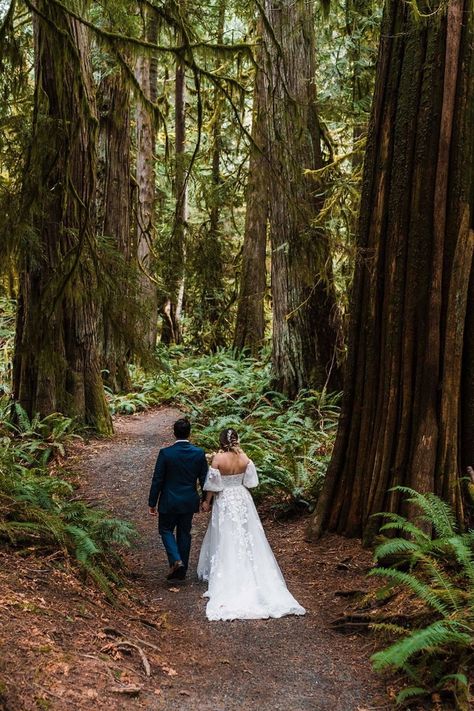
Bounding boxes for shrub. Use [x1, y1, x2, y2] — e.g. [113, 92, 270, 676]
[0, 403, 135, 596]
[370, 487, 474, 709]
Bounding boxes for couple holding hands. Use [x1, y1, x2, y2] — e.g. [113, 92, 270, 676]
[148, 418, 305, 621]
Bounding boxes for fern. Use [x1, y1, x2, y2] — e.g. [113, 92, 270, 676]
[395, 686, 429, 703]
[0, 405, 135, 597]
[370, 488, 474, 708]
[372, 620, 471, 670]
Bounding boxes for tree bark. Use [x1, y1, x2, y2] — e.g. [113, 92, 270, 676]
[135, 9, 159, 350]
[161, 25, 187, 345]
[263, 0, 343, 397]
[307, 0, 474, 543]
[202, 0, 226, 350]
[97, 67, 133, 393]
[233, 31, 268, 355]
[13, 0, 112, 434]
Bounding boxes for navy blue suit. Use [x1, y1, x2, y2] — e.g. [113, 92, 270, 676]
[148, 441, 207, 571]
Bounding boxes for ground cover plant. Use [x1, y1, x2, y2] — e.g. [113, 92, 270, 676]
[0, 401, 135, 596]
[370, 488, 474, 709]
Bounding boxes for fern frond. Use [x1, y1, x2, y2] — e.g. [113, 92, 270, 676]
[373, 538, 421, 561]
[390, 486, 457, 537]
[416, 554, 463, 613]
[370, 622, 407, 637]
[369, 567, 449, 616]
[445, 536, 474, 584]
[376, 512, 431, 543]
[396, 686, 428, 703]
[371, 620, 471, 670]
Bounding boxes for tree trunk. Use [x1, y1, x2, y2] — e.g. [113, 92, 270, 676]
[161, 28, 187, 345]
[203, 0, 226, 350]
[97, 67, 133, 393]
[135, 9, 158, 350]
[263, 0, 343, 397]
[308, 0, 474, 543]
[233, 30, 268, 355]
[13, 0, 112, 434]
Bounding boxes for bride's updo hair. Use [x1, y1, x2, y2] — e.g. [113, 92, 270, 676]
[219, 428, 240, 453]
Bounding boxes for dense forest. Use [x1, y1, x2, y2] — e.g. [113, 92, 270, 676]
[0, 0, 473, 708]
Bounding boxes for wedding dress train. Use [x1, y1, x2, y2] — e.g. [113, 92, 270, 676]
[197, 462, 306, 621]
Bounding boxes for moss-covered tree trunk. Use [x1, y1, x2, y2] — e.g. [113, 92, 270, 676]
[308, 0, 474, 543]
[97, 67, 132, 393]
[135, 9, 158, 350]
[263, 0, 343, 397]
[161, 31, 187, 345]
[202, 0, 226, 350]
[13, 0, 111, 433]
[233, 35, 268, 355]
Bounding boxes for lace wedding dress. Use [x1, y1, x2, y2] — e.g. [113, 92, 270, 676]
[197, 462, 306, 621]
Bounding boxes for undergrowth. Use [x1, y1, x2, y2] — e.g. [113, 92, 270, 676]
[0, 401, 135, 597]
[108, 347, 341, 512]
[370, 487, 474, 709]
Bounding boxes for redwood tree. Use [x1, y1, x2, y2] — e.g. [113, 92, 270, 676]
[13, 0, 112, 433]
[233, 37, 268, 354]
[308, 0, 474, 543]
[263, 0, 343, 396]
[161, 31, 187, 345]
[98, 66, 133, 393]
[135, 8, 159, 350]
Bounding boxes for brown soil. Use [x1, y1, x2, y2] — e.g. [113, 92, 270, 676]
[0, 407, 395, 711]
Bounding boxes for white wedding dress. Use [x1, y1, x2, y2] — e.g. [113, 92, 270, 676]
[197, 462, 306, 621]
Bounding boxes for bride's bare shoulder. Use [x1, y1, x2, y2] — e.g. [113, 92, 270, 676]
[211, 452, 223, 467]
[238, 449, 251, 465]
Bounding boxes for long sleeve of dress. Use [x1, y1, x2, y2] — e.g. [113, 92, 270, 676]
[203, 466, 224, 492]
[242, 460, 259, 489]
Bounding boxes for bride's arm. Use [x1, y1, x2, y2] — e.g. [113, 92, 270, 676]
[201, 464, 224, 511]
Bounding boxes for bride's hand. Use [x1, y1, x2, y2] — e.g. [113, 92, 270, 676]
[201, 501, 210, 513]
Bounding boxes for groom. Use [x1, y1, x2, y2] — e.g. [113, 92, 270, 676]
[148, 418, 208, 581]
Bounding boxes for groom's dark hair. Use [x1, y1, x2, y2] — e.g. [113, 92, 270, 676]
[173, 418, 191, 439]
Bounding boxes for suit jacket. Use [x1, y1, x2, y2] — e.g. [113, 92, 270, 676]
[148, 441, 208, 514]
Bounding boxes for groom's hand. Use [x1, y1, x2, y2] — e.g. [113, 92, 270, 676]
[148, 506, 157, 516]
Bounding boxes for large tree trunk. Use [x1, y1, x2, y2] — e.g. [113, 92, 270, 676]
[263, 0, 343, 397]
[233, 37, 268, 355]
[13, 1, 112, 434]
[98, 67, 133, 393]
[135, 9, 158, 350]
[202, 0, 226, 350]
[308, 0, 474, 543]
[161, 29, 187, 345]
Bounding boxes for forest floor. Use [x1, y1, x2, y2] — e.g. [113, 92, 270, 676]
[0, 407, 401, 711]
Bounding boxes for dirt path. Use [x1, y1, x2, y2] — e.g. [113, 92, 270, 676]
[77, 407, 388, 711]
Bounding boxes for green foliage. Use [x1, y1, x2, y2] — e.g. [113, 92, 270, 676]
[369, 487, 474, 708]
[0, 296, 15, 389]
[0, 403, 135, 596]
[109, 348, 340, 511]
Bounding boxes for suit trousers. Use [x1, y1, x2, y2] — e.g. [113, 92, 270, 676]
[158, 511, 194, 570]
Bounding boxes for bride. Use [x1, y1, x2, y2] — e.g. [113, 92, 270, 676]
[197, 428, 306, 621]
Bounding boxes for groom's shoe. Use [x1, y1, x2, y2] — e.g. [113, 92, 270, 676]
[173, 565, 186, 581]
[166, 561, 186, 581]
